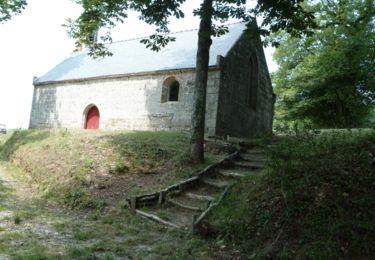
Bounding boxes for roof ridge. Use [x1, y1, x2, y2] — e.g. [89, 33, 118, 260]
[111, 21, 245, 45]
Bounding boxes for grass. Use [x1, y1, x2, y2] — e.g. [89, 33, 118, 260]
[49, 209, 213, 259]
[7, 128, 373, 257]
[0, 129, 227, 209]
[209, 129, 375, 259]
[0, 179, 223, 259]
[0, 129, 231, 258]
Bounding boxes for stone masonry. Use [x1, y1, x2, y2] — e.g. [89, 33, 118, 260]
[29, 23, 275, 138]
[30, 70, 221, 135]
[216, 28, 275, 137]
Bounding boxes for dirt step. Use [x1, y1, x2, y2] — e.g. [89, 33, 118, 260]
[141, 204, 196, 228]
[167, 199, 202, 212]
[185, 192, 215, 202]
[218, 166, 259, 178]
[186, 182, 223, 197]
[218, 169, 245, 178]
[240, 154, 268, 162]
[171, 193, 209, 210]
[233, 160, 265, 169]
[201, 178, 231, 189]
[241, 148, 267, 155]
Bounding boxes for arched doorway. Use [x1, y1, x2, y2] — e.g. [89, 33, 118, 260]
[85, 106, 100, 129]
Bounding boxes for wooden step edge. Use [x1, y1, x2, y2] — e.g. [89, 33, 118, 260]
[218, 170, 245, 178]
[202, 178, 230, 189]
[135, 209, 180, 229]
[167, 199, 202, 211]
[240, 156, 268, 162]
[240, 150, 267, 156]
[234, 161, 265, 169]
[185, 192, 215, 202]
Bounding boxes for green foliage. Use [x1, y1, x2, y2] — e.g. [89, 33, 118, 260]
[211, 130, 375, 258]
[13, 214, 21, 225]
[56, 184, 102, 210]
[0, 0, 27, 23]
[73, 229, 94, 241]
[68, 247, 94, 258]
[64, 188, 91, 209]
[67, 0, 316, 57]
[363, 108, 375, 128]
[111, 161, 129, 175]
[101, 215, 114, 225]
[273, 0, 375, 128]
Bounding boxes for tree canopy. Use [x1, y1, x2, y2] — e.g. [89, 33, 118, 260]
[0, 0, 26, 23]
[66, 0, 316, 57]
[273, 0, 375, 129]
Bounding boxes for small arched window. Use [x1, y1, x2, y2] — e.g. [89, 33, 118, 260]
[161, 77, 180, 103]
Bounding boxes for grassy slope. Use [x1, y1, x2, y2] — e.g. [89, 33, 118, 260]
[4, 129, 374, 258]
[209, 129, 375, 258]
[0, 129, 231, 259]
[0, 129, 227, 209]
[0, 163, 215, 259]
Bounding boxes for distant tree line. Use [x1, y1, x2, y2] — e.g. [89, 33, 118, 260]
[273, 0, 375, 129]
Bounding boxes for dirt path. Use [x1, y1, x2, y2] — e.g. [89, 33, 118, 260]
[0, 164, 78, 258]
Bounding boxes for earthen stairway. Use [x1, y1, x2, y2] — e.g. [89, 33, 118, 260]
[128, 143, 269, 231]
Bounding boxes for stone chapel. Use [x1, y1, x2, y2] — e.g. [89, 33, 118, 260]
[29, 23, 275, 138]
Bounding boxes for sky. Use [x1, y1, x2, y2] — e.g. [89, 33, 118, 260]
[0, 0, 277, 129]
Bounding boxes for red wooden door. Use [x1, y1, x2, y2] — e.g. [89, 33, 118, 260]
[85, 106, 100, 129]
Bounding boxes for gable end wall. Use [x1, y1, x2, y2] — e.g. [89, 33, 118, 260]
[215, 30, 274, 138]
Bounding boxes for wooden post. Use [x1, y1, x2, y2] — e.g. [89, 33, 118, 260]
[158, 191, 165, 204]
[130, 197, 137, 213]
[192, 214, 198, 234]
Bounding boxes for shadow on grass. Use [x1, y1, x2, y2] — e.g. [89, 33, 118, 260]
[105, 131, 190, 169]
[107, 130, 188, 153]
[0, 130, 50, 161]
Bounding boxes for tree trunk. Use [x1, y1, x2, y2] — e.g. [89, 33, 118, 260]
[190, 0, 213, 163]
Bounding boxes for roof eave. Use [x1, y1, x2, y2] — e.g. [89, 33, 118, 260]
[34, 65, 221, 87]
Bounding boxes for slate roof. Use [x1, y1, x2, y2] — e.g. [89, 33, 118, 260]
[35, 23, 247, 85]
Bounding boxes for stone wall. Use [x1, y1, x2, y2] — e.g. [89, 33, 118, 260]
[215, 27, 274, 138]
[29, 70, 221, 135]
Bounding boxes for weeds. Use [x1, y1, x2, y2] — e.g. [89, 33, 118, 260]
[210, 129, 375, 258]
[13, 215, 21, 225]
[64, 188, 91, 209]
[73, 229, 93, 241]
